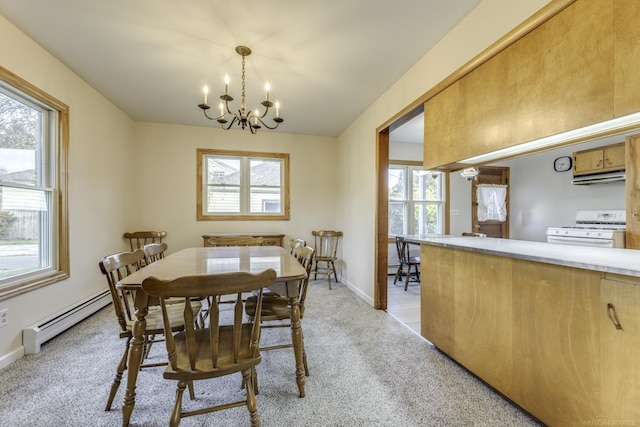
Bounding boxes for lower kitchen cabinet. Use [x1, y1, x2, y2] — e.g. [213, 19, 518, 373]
[600, 275, 640, 424]
[420, 244, 639, 426]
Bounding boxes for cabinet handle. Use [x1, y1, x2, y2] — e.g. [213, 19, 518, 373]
[596, 159, 602, 167]
[606, 303, 623, 330]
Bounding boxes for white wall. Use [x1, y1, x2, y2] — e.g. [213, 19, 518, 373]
[131, 122, 338, 253]
[495, 135, 627, 242]
[336, 0, 551, 304]
[0, 15, 136, 365]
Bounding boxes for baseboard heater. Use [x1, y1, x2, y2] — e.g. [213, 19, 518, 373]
[23, 289, 112, 354]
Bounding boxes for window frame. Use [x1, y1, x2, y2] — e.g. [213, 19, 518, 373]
[196, 148, 290, 221]
[388, 160, 445, 236]
[0, 66, 69, 302]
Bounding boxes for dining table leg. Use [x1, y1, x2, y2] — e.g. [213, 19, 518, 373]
[287, 295, 306, 398]
[121, 293, 149, 426]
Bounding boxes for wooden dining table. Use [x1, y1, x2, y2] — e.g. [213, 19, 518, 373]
[116, 245, 308, 427]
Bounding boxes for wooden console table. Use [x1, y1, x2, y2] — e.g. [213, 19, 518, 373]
[202, 232, 285, 247]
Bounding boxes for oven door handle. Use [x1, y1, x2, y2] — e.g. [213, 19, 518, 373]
[547, 236, 613, 247]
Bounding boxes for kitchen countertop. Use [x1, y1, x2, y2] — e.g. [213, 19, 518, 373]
[401, 234, 640, 278]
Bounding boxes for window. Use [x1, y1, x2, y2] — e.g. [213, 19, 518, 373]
[0, 67, 69, 301]
[388, 162, 444, 235]
[197, 149, 290, 220]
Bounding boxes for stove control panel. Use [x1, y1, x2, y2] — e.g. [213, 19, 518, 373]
[575, 209, 626, 226]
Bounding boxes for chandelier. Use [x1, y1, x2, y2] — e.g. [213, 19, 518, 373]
[197, 45, 283, 134]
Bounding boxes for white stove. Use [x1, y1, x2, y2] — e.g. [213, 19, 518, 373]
[546, 209, 626, 248]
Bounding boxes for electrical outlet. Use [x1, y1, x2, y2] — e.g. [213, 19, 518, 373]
[0, 308, 8, 328]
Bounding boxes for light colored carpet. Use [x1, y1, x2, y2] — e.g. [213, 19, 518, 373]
[0, 279, 540, 426]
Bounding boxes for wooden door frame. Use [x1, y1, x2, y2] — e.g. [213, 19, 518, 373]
[375, 108, 424, 310]
[471, 166, 510, 238]
[375, 130, 389, 310]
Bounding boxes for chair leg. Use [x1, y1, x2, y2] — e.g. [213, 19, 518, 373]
[405, 265, 411, 291]
[330, 260, 338, 283]
[142, 334, 154, 360]
[302, 338, 309, 377]
[170, 381, 186, 427]
[242, 369, 260, 427]
[187, 380, 195, 400]
[393, 263, 400, 284]
[105, 338, 130, 411]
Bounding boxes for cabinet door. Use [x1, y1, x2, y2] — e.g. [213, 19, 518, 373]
[603, 143, 625, 170]
[511, 262, 602, 426]
[453, 251, 513, 396]
[574, 148, 604, 175]
[600, 277, 640, 424]
[420, 245, 455, 356]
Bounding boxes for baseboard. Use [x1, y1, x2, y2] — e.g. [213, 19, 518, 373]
[340, 276, 374, 306]
[0, 346, 25, 369]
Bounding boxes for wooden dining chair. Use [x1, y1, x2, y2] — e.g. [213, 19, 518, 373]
[141, 269, 276, 427]
[205, 235, 264, 247]
[393, 236, 420, 291]
[142, 242, 168, 264]
[288, 238, 306, 255]
[98, 249, 201, 411]
[311, 230, 342, 289]
[245, 246, 315, 379]
[123, 230, 167, 251]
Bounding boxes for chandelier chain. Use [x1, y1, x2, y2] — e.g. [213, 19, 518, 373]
[241, 53, 246, 114]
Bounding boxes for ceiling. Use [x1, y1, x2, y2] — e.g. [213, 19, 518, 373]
[0, 0, 480, 137]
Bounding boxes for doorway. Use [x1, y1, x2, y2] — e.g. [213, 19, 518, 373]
[471, 166, 510, 238]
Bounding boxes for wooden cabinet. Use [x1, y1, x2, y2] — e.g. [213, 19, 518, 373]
[614, 0, 640, 117]
[420, 245, 456, 356]
[626, 135, 640, 249]
[202, 233, 284, 247]
[573, 142, 625, 176]
[510, 261, 602, 426]
[600, 275, 640, 424]
[424, 0, 614, 169]
[421, 244, 640, 426]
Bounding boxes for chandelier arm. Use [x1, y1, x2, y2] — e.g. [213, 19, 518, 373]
[221, 116, 237, 130]
[223, 98, 234, 116]
[202, 108, 225, 121]
[255, 116, 280, 130]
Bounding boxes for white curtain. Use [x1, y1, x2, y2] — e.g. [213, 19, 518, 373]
[477, 184, 507, 222]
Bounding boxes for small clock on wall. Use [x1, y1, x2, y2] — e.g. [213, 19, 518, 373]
[553, 156, 572, 172]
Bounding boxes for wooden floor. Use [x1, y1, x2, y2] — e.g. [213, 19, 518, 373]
[386, 273, 420, 335]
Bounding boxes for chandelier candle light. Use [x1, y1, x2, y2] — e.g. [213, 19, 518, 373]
[198, 45, 283, 134]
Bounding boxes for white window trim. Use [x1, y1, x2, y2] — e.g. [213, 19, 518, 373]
[389, 162, 445, 235]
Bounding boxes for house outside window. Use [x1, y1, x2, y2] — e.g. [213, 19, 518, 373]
[389, 163, 444, 235]
[197, 148, 290, 221]
[0, 67, 69, 301]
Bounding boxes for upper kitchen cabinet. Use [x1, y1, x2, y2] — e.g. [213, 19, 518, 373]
[424, 0, 617, 170]
[573, 142, 625, 176]
[614, 0, 640, 117]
